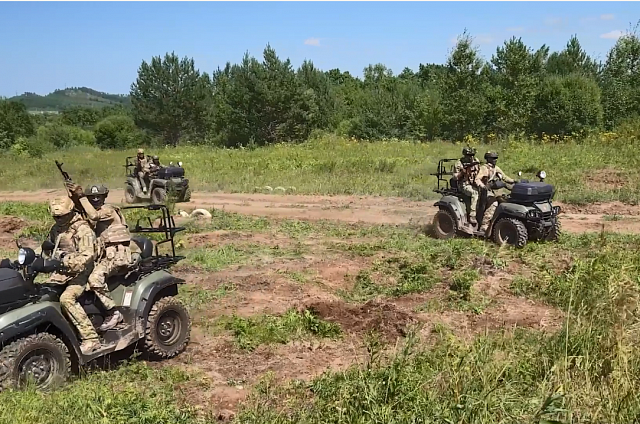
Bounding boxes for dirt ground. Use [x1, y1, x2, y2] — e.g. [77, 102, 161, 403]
[1, 189, 640, 234]
[0, 189, 636, 417]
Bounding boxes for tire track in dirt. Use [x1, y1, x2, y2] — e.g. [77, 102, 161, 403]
[1, 189, 640, 234]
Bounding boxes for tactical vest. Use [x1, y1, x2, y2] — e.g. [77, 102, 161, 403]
[95, 205, 131, 245]
[52, 219, 91, 259]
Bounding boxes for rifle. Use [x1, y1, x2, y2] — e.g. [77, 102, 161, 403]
[55, 160, 87, 218]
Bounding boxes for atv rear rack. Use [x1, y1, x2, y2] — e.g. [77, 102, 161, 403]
[430, 158, 459, 195]
[121, 204, 185, 258]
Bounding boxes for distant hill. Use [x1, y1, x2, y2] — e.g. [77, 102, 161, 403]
[8, 87, 130, 112]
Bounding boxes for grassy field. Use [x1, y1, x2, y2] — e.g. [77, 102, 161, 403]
[2, 134, 640, 204]
[0, 200, 639, 423]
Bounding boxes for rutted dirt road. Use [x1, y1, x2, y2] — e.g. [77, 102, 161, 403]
[1, 189, 640, 234]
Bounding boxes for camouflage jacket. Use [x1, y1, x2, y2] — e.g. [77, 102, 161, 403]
[475, 163, 515, 190]
[47, 214, 96, 280]
[79, 198, 131, 246]
[453, 156, 480, 183]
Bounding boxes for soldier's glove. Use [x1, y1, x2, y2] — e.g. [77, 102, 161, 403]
[65, 182, 85, 199]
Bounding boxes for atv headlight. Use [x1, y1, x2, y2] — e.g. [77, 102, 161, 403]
[538, 170, 546, 179]
[178, 161, 183, 167]
[18, 248, 26, 265]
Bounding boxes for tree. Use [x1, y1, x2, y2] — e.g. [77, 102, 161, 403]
[546, 35, 599, 77]
[94, 115, 141, 149]
[600, 25, 640, 128]
[0, 101, 34, 149]
[130, 52, 212, 146]
[440, 31, 488, 140]
[297, 60, 336, 129]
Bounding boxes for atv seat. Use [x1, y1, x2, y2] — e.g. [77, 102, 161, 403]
[450, 178, 459, 191]
[131, 236, 153, 260]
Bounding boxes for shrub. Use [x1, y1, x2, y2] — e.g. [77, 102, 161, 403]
[94, 115, 141, 149]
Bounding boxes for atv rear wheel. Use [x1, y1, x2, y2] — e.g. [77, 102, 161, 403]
[0, 333, 70, 392]
[125, 184, 137, 204]
[432, 209, 458, 239]
[144, 296, 191, 360]
[493, 218, 528, 248]
[151, 187, 167, 205]
[180, 187, 192, 203]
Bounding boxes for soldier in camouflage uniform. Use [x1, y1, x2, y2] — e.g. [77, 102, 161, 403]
[475, 151, 516, 234]
[136, 148, 151, 194]
[66, 182, 134, 332]
[45, 196, 102, 354]
[453, 147, 481, 226]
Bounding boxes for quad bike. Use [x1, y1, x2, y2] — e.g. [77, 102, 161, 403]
[430, 158, 561, 248]
[0, 204, 191, 391]
[124, 156, 191, 205]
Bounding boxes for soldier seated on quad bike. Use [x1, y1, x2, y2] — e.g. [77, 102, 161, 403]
[475, 151, 515, 234]
[149, 155, 163, 177]
[453, 147, 481, 227]
[136, 148, 151, 194]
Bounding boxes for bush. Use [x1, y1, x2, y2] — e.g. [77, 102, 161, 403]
[94, 114, 141, 149]
[531, 73, 603, 137]
[36, 121, 95, 148]
[10, 136, 54, 158]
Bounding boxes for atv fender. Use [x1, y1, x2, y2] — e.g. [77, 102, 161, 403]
[149, 179, 168, 192]
[0, 302, 81, 358]
[124, 270, 185, 336]
[434, 195, 466, 225]
[126, 177, 143, 194]
[487, 202, 530, 235]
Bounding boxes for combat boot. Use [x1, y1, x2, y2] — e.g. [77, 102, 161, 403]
[99, 309, 124, 331]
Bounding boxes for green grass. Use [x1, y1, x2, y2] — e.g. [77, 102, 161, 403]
[2, 134, 640, 204]
[215, 308, 342, 351]
[0, 362, 204, 424]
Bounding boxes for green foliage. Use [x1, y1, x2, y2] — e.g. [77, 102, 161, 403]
[532, 74, 603, 136]
[0, 101, 34, 149]
[130, 52, 212, 146]
[94, 114, 141, 149]
[211, 45, 316, 147]
[35, 121, 95, 148]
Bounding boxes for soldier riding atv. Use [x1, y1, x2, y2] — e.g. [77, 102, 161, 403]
[0, 203, 191, 391]
[124, 153, 191, 205]
[430, 152, 561, 248]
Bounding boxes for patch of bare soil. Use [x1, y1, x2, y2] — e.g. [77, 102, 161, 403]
[187, 230, 291, 249]
[585, 168, 629, 191]
[304, 299, 419, 340]
[559, 201, 640, 216]
[0, 216, 27, 249]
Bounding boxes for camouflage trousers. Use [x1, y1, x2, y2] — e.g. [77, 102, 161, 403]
[138, 171, 148, 191]
[55, 274, 99, 342]
[460, 182, 479, 224]
[88, 244, 132, 311]
[480, 196, 498, 232]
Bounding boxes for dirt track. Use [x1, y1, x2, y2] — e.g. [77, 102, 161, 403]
[1, 189, 640, 234]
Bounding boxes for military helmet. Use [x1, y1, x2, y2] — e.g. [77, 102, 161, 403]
[48, 196, 74, 217]
[462, 147, 476, 156]
[137, 148, 144, 154]
[152, 155, 159, 161]
[484, 151, 499, 160]
[84, 184, 109, 197]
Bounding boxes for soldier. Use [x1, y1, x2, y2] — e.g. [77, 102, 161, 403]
[475, 151, 516, 234]
[453, 147, 481, 226]
[66, 182, 133, 331]
[45, 196, 103, 354]
[149, 155, 162, 176]
[136, 148, 151, 194]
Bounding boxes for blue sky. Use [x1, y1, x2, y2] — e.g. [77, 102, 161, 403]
[0, 1, 638, 97]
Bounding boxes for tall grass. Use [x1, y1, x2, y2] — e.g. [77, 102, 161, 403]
[2, 134, 640, 203]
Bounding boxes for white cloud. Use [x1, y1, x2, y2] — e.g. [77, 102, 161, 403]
[475, 34, 494, 45]
[506, 26, 524, 33]
[304, 37, 320, 46]
[600, 13, 615, 20]
[600, 30, 626, 39]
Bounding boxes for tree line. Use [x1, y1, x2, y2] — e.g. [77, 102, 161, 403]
[2, 29, 640, 156]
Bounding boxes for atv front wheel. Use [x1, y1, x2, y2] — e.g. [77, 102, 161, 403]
[151, 187, 167, 205]
[493, 218, 528, 248]
[125, 184, 137, 204]
[144, 296, 191, 360]
[545, 219, 561, 242]
[0, 333, 70, 392]
[432, 209, 457, 239]
[180, 187, 192, 203]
